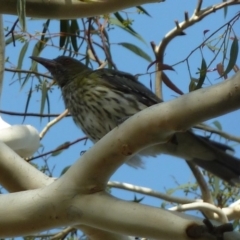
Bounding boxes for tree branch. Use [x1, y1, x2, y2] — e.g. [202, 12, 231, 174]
[195, 123, 240, 143]
[0, 109, 70, 117]
[0, 0, 163, 19]
[0, 72, 240, 238]
[186, 162, 214, 205]
[0, 125, 40, 158]
[39, 109, 69, 140]
[169, 202, 228, 223]
[0, 141, 54, 192]
[108, 181, 197, 204]
[155, 0, 240, 62]
[0, 15, 4, 107]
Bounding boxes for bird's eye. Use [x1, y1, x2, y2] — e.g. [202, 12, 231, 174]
[64, 59, 70, 64]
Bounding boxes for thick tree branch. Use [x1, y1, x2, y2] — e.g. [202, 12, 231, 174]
[1, 0, 162, 19]
[78, 225, 137, 240]
[0, 125, 40, 157]
[0, 141, 54, 192]
[0, 72, 240, 238]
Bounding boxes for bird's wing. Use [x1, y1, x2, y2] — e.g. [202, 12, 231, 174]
[93, 68, 240, 185]
[93, 68, 162, 107]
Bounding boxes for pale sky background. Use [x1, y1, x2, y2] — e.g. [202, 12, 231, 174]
[2, 0, 240, 215]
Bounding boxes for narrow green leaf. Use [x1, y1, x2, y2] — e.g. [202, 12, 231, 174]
[21, 73, 31, 90]
[41, 19, 50, 42]
[189, 78, 197, 92]
[113, 13, 138, 36]
[118, 42, 152, 62]
[52, 142, 71, 157]
[212, 120, 222, 130]
[166, 183, 198, 195]
[23, 85, 32, 123]
[222, 0, 228, 18]
[32, 38, 50, 58]
[114, 12, 134, 31]
[60, 166, 71, 175]
[114, 12, 124, 22]
[109, 18, 146, 44]
[46, 89, 51, 122]
[60, 20, 69, 48]
[62, 37, 70, 55]
[195, 58, 207, 90]
[70, 20, 79, 35]
[212, 176, 220, 198]
[222, 37, 239, 77]
[40, 81, 48, 118]
[70, 20, 79, 52]
[136, 6, 151, 17]
[21, 37, 50, 89]
[17, 41, 29, 80]
[224, 7, 228, 18]
[31, 37, 50, 71]
[17, 0, 26, 31]
[5, 35, 22, 45]
[21, 71, 41, 91]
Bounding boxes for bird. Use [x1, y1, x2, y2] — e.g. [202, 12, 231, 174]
[31, 55, 240, 185]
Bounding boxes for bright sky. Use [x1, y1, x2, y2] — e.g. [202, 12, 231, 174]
[2, 0, 240, 212]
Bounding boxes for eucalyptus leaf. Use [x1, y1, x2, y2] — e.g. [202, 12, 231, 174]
[118, 42, 152, 62]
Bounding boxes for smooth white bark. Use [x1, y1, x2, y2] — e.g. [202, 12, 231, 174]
[0, 72, 240, 238]
[0, 181, 213, 239]
[0, 15, 4, 104]
[0, 125, 40, 157]
[0, 141, 54, 192]
[0, 116, 10, 129]
[1, 0, 161, 19]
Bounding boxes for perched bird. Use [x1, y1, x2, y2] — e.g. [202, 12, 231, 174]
[31, 55, 240, 185]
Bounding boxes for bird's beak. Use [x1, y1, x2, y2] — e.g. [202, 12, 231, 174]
[30, 56, 57, 70]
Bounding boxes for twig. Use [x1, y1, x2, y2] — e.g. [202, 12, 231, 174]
[150, 41, 163, 99]
[195, 0, 203, 14]
[0, 109, 71, 117]
[95, 17, 118, 70]
[153, 1, 240, 100]
[154, 70, 163, 99]
[87, 18, 102, 66]
[5, 18, 19, 47]
[156, 1, 240, 62]
[108, 181, 199, 204]
[39, 109, 69, 140]
[51, 227, 76, 240]
[195, 123, 240, 143]
[169, 202, 229, 223]
[5, 67, 53, 79]
[172, 12, 240, 67]
[28, 136, 88, 161]
[186, 162, 214, 204]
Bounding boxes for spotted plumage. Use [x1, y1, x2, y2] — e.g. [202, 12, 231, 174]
[31, 55, 240, 185]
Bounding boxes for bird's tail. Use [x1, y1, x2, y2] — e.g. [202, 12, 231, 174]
[138, 131, 240, 185]
[191, 138, 240, 185]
